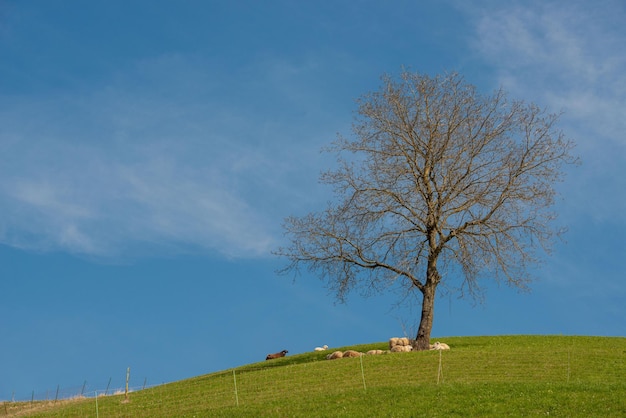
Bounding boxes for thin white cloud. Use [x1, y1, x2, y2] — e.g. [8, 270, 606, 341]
[465, 0, 626, 224]
[458, 0, 626, 329]
[0, 53, 338, 259]
[472, 1, 626, 139]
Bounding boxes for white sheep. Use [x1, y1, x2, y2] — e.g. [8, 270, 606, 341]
[389, 337, 400, 349]
[326, 351, 344, 360]
[390, 345, 412, 353]
[389, 336, 414, 353]
[342, 350, 364, 358]
[430, 342, 450, 350]
[314, 345, 329, 351]
[366, 349, 385, 355]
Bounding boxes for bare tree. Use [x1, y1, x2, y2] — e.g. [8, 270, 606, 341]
[276, 71, 578, 350]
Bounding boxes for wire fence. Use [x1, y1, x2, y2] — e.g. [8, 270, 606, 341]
[2, 346, 624, 416]
[2, 369, 156, 403]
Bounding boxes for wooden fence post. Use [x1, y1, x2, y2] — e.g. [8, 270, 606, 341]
[125, 367, 130, 401]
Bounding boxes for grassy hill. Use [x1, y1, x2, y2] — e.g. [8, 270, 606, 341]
[4, 335, 625, 417]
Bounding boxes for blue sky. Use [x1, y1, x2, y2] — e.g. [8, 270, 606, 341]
[1, 0, 624, 400]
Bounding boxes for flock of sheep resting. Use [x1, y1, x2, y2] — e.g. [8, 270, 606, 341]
[265, 338, 450, 361]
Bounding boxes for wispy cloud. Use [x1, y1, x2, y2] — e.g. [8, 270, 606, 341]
[472, 1, 625, 126]
[459, 0, 626, 324]
[466, 0, 626, 224]
[0, 54, 338, 259]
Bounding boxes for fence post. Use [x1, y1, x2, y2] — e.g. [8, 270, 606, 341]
[437, 350, 444, 384]
[233, 370, 239, 407]
[125, 367, 130, 401]
[359, 355, 367, 391]
[567, 350, 571, 383]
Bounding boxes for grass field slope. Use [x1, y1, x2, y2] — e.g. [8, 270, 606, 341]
[4, 335, 625, 417]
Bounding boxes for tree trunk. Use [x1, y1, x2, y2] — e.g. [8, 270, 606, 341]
[414, 206, 441, 350]
[413, 282, 436, 350]
[414, 252, 440, 350]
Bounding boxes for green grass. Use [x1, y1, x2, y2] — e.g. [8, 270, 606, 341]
[4, 335, 625, 417]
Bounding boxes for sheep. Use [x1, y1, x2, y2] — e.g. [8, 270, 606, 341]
[326, 351, 344, 360]
[398, 337, 410, 346]
[389, 336, 415, 354]
[265, 349, 288, 360]
[429, 342, 450, 350]
[366, 349, 385, 355]
[389, 337, 400, 349]
[390, 345, 412, 353]
[389, 337, 411, 349]
[342, 350, 363, 358]
[314, 345, 329, 351]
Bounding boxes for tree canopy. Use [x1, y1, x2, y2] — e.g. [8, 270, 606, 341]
[276, 71, 578, 349]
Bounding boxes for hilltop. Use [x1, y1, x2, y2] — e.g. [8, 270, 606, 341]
[4, 335, 625, 417]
